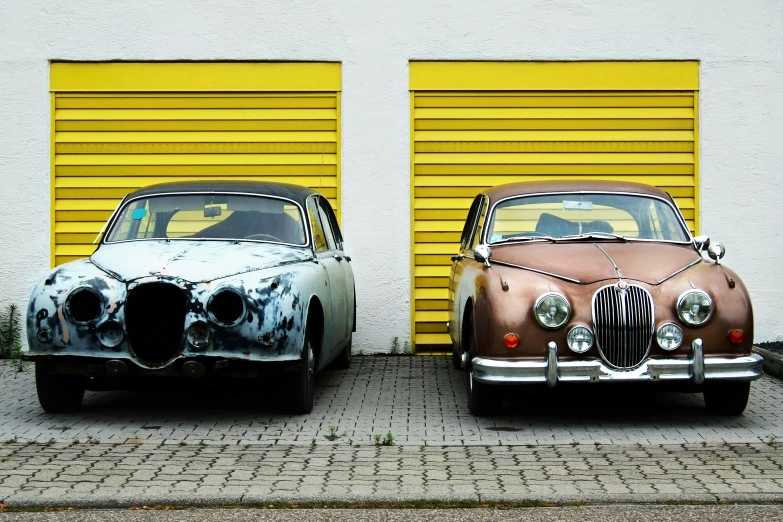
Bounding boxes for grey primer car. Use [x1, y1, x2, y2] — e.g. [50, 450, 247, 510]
[27, 181, 355, 414]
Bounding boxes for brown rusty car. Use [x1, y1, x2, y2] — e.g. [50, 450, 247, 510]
[450, 180, 762, 416]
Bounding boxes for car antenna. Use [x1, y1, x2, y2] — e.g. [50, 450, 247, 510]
[318, 144, 324, 191]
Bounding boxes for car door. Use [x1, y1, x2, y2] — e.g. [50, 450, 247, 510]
[450, 195, 485, 346]
[306, 196, 344, 356]
[318, 196, 354, 340]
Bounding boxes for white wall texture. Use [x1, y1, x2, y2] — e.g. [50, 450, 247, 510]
[0, 0, 781, 351]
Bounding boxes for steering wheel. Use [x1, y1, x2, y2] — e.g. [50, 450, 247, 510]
[245, 234, 282, 242]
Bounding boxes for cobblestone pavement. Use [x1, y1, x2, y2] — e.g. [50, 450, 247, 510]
[4, 505, 783, 522]
[1, 357, 782, 446]
[2, 442, 783, 507]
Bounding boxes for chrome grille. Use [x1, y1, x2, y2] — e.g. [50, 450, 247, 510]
[592, 283, 654, 369]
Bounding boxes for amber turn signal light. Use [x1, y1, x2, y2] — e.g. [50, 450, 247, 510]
[504, 333, 520, 349]
[728, 329, 744, 345]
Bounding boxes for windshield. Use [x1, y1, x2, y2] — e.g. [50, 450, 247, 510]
[486, 193, 690, 244]
[105, 193, 307, 246]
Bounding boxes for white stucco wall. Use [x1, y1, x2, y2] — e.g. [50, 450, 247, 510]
[0, 0, 781, 351]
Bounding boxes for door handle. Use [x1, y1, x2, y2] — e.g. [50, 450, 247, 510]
[451, 254, 463, 262]
[335, 256, 343, 262]
[345, 256, 351, 262]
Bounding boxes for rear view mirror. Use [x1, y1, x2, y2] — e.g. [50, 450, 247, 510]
[204, 206, 222, 218]
[474, 244, 492, 267]
[693, 235, 710, 251]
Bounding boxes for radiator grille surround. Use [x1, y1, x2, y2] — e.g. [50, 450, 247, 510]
[591, 283, 655, 369]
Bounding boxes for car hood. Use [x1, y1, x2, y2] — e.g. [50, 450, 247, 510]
[90, 240, 312, 283]
[490, 241, 702, 285]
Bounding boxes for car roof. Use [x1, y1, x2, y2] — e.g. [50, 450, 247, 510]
[482, 180, 673, 202]
[124, 180, 320, 207]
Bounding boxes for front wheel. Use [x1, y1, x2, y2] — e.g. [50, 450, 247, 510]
[703, 381, 751, 416]
[451, 342, 462, 370]
[286, 337, 315, 414]
[35, 363, 86, 413]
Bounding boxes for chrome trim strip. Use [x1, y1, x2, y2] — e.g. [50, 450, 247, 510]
[657, 258, 703, 284]
[483, 191, 693, 246]
[489, 259, 581, 284]
[593, 243, 622, 279]
[471, 352, 764, 385]
[101, 191, 311, 249]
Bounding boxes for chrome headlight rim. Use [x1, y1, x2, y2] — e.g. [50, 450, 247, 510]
[64, 286, 105, 325]
[566, 324, 594, 353]
[533, 292, 572, 330]
[206, 287, 247, 327]
[676, 289, 714, 327]
[656, 322, 683, 351]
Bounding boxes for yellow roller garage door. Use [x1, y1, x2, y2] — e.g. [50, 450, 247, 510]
[410, 61, 699, 350]
[50, 62, 341, 267]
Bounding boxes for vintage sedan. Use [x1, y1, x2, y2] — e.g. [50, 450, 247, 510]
[27, 181, 355, 414]
[450, 180, 762, 416]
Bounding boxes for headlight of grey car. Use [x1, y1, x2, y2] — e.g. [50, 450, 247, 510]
[676, 290, 714, 326]
[534, 292, 571, 329]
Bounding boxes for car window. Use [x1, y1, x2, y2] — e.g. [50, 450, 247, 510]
[307, 198, 329, 252]
[468, 197, 487, 250]
[316, 202, 337, 251]
[486, 194, 689, 242]
[318, 197, 343, 251]
[460, 196, 483, 250]
[105, 194, 306, 245]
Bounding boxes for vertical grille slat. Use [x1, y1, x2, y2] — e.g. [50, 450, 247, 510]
[592, 283, 654, 369]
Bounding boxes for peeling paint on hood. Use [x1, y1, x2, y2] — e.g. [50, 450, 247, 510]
[91, 240, 312, 283]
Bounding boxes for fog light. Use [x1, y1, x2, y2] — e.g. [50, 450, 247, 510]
[566, 326, 593, 353]
[504, 333, 519, 349]
[728, 329, 744, 345]
[187, 321, 210, 349]
[37, 327, 53, 343]
[97, 320, 124, 348]
[656, 323, 683, 351]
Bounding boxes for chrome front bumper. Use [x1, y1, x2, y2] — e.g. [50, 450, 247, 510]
[471, 339, 764, 387]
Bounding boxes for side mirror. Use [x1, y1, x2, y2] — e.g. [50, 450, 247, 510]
[693, 235, 710, 251]
[473, 244, 491, 267]
[707, 242, 726, 264]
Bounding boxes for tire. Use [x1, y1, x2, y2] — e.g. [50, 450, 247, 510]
[452, 340, 463, 370]
[287, 334, 315, 414]
[703, 381, 751, 416]
[331, 333, 352, 370]
[463, 312, 498, 416]
[35, 363, 86, 414]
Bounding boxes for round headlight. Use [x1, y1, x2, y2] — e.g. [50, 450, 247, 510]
[207, 288, 246, 327]
[534, 292, 571, 329]
[65, 287, 104, 324]
[677, 290, 714, 326]
[567, 325, 594, 353]
[187, 321, 211, 349]
[656, 322, 683, 351]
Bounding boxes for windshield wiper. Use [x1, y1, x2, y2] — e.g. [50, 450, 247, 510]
[555, 232, 629, 242]
[491, 235, 556, 245]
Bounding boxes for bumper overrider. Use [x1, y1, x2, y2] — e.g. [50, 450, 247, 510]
[471, 339, 764, 387]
